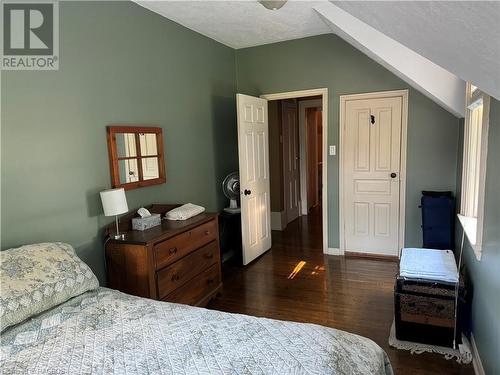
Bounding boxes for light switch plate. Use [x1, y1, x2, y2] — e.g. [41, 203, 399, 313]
[329, 145, 336, 156]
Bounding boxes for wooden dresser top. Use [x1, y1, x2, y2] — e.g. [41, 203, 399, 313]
[107, 204, 218, 246]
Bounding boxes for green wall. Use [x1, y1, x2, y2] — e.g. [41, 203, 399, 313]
[235, 34, 460, 248]
[457, 99, 500, 374]
[1, 1, 238, 283]
[1, 7, 464, 287]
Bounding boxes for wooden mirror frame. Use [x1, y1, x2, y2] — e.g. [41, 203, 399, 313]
[106, 125, 166, 190]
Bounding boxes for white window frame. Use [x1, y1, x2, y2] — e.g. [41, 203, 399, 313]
[458, 83, 490, 261]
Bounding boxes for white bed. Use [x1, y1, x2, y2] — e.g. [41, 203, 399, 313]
[1, 288, 393, 374]
[0, 243, 393, 374]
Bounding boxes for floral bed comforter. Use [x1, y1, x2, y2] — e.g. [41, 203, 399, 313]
[1, 287, 393, 374]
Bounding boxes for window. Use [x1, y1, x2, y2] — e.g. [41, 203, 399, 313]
[458, 83, 490, 260]
[106, 126, 166, 190]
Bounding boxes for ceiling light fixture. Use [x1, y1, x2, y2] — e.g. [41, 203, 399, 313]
[259, 1, 287, 10]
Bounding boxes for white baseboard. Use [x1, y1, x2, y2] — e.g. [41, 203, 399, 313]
[471, 334, 485, 375]
[271, 211, 286, 231]
[324, 247, 344, 256]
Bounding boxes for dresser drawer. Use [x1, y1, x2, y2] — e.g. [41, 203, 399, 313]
[154, 219, 217, 270]
[162, 264, 221, 306]
[157, 241, 219, 299]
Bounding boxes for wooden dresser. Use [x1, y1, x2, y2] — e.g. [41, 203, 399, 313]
[105, 204, 222, 306]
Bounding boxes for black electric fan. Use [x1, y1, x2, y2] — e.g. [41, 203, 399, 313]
[222, 172, 240, 213]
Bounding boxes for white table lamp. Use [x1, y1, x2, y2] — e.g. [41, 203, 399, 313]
[100, 188, 128, 240]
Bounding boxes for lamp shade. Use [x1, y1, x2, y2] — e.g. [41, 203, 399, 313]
[100, 188, 128, 216]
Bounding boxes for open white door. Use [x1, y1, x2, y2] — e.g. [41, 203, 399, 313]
[237, 94, 272, 265]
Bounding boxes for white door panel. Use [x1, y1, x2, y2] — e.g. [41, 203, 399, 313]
[237, 94, 272, 265]
[344, 97, 402, 255]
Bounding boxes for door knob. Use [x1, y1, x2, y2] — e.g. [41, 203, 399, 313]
[244, 189, 252, 196]
[390, 172, 397, 178]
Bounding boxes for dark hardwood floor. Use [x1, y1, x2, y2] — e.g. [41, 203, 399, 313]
[208, 207, 474, 375]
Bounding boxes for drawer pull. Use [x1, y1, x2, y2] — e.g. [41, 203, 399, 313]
[207, 278, 214, 285]
[205, 253, 214, 259]
[169, 247, 177, 255]
[171, 274, 180, 282]
[205, 230, 210, 235]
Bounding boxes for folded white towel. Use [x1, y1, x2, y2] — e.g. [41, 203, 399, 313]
[165, 203, 205, 221]
[400, 248, 459, 283]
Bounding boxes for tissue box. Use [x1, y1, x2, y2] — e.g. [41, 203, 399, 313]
[132, 214, 161, 231]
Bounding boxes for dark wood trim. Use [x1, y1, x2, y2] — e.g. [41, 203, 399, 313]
[106, 125, 166, 190]
[117, 155, 160, 161]
[106, 128, 120, 188]
[108, 125, 163, 134]
[135, 132, 144, 181]
[117, 156, 140, 161]
[156, 131, 166, 183]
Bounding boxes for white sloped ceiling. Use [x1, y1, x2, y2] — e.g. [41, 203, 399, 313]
[332, 1, 500, 101]
[314, 2, 465, 116]
[135, 1, 500, 115]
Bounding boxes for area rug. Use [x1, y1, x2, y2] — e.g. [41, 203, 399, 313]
[388, 321, 472, 364]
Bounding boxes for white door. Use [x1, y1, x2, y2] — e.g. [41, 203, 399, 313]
[237, 94, 272, 265]
[343, 96, 403, 256]
[282, 100, 300, 224]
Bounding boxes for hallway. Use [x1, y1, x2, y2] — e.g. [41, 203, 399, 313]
[208, 209, 473, 375]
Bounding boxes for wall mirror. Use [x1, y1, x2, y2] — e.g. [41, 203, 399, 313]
[106, 125, 166, 190]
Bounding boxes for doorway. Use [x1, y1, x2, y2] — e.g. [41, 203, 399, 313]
[301, 101, 323, 214]
[339, 90, 408, 257]
[261, 89, 328, 253]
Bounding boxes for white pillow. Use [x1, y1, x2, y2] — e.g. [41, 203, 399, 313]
[0, 242, 99, 331]
[165, 203, 205, 221]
